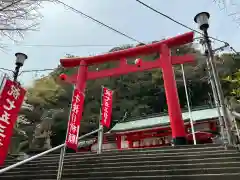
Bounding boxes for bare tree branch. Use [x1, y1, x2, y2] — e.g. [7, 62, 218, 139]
[213, 0, 240, 27]
[0, 0, 23, 12]
[0, 0, 48, 42]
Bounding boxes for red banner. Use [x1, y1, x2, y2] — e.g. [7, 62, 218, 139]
[0, 79, 26, 165]
[65, 89, 85, 151]
[101, 87, 113, 128]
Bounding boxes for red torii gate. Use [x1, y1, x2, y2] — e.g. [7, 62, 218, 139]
[59, 31, 195, 145]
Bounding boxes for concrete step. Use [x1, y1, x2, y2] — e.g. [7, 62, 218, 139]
[3, 145, 228, 164]
[61, 173, 240, 180]
[3, 144, 229, 165]
[3, 155, 240, 173]
[67, 156, 240, 168]
[35, 152, 240, 164]
[61, 167, 240, 178]
[4, 149, 235, 166]
[101, 144, 235, 154]
[61, 161, 240, 172]
[0, 145, 239, 180]
[1, 167, 240, 179]
[3, 161, 240, 175]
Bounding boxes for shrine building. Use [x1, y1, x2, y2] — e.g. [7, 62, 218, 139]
[89, 107, 222, 152]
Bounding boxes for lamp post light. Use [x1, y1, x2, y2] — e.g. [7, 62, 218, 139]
[14, 52, 28, 82]
[194, 12, 233, 144]
[194, 12, 210, 31]
[204, 50, 226, 142]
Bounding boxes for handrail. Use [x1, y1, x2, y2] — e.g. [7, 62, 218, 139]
[232, 111, 240, 119]
[0, 128, 101, 174]
[232, 111, 240, 141]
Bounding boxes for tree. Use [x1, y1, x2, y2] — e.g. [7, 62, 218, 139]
[0, 0, 48, 41]
[223, 69, 240, 113]
[26, 75, 67, 108]
[9, 103, 33, 155]
[224, 70, 240, 101]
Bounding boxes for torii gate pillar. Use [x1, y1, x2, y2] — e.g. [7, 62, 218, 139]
[60, 32, 195, 145]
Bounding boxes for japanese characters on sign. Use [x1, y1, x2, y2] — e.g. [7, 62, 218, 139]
[65, 89, 85, 151]
[0, 79, 26, 166]
[100, 87, 113, 128]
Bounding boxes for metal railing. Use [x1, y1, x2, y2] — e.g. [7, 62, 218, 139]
[232, 111, 240, 119]
[232, 111, 240, 143]
[0, 128, 102, 175]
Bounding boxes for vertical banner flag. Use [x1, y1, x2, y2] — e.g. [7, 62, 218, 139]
[0, 79, 26, 165]
[66, 89, 85, 151]
[101, 87, 113, 128]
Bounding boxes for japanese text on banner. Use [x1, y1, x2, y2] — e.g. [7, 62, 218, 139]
[0, 80, 26, 165]
[65, 89, 84, 151]
[101, 87, 113, 128]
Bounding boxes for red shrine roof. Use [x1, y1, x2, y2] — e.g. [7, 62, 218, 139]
[110, 107, 222, 133]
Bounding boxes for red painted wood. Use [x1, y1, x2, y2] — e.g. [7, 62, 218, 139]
[76, 61, 87, 91]
[60, 32, 195, 146]
[60, 32, 194, 67]
[63, 55, 194, 83]
[160, 44, 186, 138]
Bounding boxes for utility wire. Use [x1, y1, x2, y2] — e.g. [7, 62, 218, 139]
[0, 43, 119, 48]
[1, 48, 239, 76]
[18, 68, 57, 76]
[1, 1, 238, 75]
[54, 0, 142, 44]
[230, 47, 239, 54]
[0, 67, 58, 76]
[20, 68, 56, 74]
[0, 67, 13, 72]
[134, 0, 230, 44]
[2, 46, 239, 75]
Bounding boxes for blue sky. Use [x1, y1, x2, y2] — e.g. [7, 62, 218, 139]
[0, 0, 239, 87]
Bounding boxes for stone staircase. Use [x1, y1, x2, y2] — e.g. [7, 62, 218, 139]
[0, 144, 240, 180]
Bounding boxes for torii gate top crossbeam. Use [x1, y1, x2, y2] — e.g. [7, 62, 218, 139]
[60, 32, 194, 68]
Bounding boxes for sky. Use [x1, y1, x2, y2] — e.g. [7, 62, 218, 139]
[0, 0, 240, 87]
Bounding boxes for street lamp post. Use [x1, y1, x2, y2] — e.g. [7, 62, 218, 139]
[13, 52, 28, 82]
[204, 50, 227, 142]
[194, 12, 233, 144]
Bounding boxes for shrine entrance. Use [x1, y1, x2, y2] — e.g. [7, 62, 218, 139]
[59, 32, 195, 145]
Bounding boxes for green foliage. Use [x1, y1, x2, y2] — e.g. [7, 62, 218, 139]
[223, 69, 240, 102]
[26, 76, 66, 108]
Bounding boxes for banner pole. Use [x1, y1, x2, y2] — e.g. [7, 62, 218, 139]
[57, 85, 75, 180]
[97, 86, 104, 154]
[0, 73, 7, 95]
[56, 145, 66, 180]
[181, 64, 196, 145]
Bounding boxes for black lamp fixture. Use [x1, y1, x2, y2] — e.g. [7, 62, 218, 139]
[13, 52, 28, 82]
[194, 12, 210, 31]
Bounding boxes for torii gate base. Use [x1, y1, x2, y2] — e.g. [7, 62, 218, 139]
[60, 32, 195, 145]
